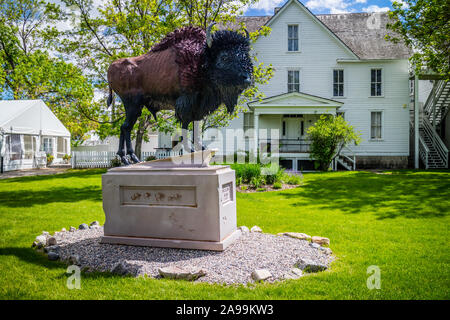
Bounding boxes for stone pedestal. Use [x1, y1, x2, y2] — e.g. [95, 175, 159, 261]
[101, 150, 239, 251]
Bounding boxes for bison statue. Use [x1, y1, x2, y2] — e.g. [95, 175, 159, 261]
[107, 24, 253, 165]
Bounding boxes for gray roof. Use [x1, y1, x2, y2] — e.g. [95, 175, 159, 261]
[223, 12, 411, 60]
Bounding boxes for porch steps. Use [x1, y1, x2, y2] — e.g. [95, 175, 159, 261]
[418, 80, 449, 169]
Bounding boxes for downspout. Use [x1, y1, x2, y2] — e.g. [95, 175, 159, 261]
[414, 75, 419, 169]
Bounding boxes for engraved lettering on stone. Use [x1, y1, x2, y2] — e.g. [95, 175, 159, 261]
[221, 182, 233, 204]
[121, 186, 196, 207]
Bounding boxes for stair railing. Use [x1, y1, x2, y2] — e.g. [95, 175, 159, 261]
[422, 117, 448, 168]
[424, 80, 446, 124]
[339, 145, 356, 170]
[418, 135, 430, 169]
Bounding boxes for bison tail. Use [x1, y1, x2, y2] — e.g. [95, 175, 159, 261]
[107, 85, 115, 108]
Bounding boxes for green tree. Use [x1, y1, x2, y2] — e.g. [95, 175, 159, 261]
[0, 0, 97, 145]
[307, 115, 361, 171]
[387, 0, 450, 80]
[60, 0, 273, 156]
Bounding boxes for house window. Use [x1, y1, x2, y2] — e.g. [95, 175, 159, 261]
[42, 137, 53, 154]
[370, 111, 382, 140]
[371, 69, 382, 96]
[282, 121, 286, 136]
[57, 137, 67, 158]
[288, 25, 298, 51]
[23, 135, 35, 160]
[6, 134, 22, 160]
[243, 112, 254, 137]
[288, 70, 300, 92]
[333, 69, 344, 96]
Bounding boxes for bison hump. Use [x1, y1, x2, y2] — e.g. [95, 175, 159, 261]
[151, 26, 206, 91]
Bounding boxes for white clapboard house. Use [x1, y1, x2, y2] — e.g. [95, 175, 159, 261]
[0, 100, 71, 171]
[158, 0, 449, 170]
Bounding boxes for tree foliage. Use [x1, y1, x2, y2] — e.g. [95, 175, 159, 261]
[307, 115, 361, 171]
[0, 0, 97, 145]
[387, 0, 450, 80]
[60, 0, 273, 155]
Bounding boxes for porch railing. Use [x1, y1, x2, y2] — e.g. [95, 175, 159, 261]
[259, 139, 311, 153]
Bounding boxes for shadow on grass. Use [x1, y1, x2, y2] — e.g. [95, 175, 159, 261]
[283, 171, 450, 220]
[0, 186, 102, 208]
[0, 169, 106, 184]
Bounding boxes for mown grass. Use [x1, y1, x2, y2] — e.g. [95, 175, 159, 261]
[0, 169, 449, 299]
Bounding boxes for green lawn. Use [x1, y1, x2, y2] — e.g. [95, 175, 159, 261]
[0, 169, 449, 299]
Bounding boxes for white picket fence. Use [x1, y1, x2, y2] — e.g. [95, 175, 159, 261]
[71, 150, 182, 169]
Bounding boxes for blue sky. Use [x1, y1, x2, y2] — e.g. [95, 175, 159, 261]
[244, 0, 398, 16]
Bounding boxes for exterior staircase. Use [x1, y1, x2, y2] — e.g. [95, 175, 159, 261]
[333, 145, 356, 171]
[418, 80, 449, 169]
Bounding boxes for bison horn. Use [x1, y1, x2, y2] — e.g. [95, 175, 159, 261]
[244, 28, 250, 40]
[206, 23, 215, 48]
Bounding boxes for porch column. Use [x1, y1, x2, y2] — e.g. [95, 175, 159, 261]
[414, 75, 419, 169]
[253, 112, 259, 157]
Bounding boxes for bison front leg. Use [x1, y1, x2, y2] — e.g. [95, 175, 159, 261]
[119, 102, 142, 165]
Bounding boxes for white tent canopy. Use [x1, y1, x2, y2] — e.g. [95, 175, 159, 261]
[0, 99, 70, 137]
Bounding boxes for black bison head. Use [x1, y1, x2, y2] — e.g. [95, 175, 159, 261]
[204, 25, 253, 113]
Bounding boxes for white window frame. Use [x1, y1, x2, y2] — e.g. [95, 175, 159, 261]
[243, 112, 254, 138]
[369, 110, 384, 141]
[287, 69, 300, 93]
[287, 24, 299, 52]
[370, 68, 383, 97]
[333, 69, 345, 97]
[42, 137, 54, 155]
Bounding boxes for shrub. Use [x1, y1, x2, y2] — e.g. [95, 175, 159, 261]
[284, 173, 302, 185]
[256, 187, 266, 192]
[46, 154, 54, 165]
[262, 163, 284, 185]
[231, 163, 262, 184]
[110, 157, 122, 167]
[308, 114, 361, 171]
[240, 185, 248, 191]
[273, 182, 282, 189]
[250, 175, 265, 189]
[62, 154, 71, 161]
[236, 177, 243, 186]
[145, 155, 156, 161]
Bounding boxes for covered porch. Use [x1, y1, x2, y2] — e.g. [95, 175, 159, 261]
[248, 92, 343, 164]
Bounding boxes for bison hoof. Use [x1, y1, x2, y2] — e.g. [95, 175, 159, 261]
[121, 156, 131, 166]
[129, 153, 140, 164]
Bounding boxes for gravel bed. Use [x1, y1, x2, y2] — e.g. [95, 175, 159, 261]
[51, 227, 333, 285]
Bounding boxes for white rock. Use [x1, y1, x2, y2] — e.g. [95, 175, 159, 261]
[282, 268, 303, 280]
[238, 226, 250, 233]
[61, 228, 67, 232]
[35, 235, 47, 246]
[284, 232, 311, 241]
[69, 226, 76, 232]
[158, 266, 207, 281]
[311, 236, 330, 246]
[47, 237, 57, 246]
[251, 269, 272, 281]
[250, 226, 262, 233]
[42, 231, 50, 237]
[90, 221, 100, 226]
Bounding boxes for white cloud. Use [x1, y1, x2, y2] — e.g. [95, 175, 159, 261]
[246, 0, 286, 15]
[354, 0, 367, 3]
[305, 0, 353, 14]
[362, 5, 390, 13]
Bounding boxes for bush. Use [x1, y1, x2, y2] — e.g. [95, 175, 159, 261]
[256, 187, 266, 192]
[231, 163, 262, 184]
[236, 177, 243, 186]
[262, 164, 284, 185]
[110, 157, 122, 167]
[273, 182, 282, 189]
[145, 155, 156, 161]
[283, 173, 302, 185]
[46, 154, 54, 165]
[62, 154, 71, 161]
[308, 114, 361, 171]
[240, 185, 248, 191]
[250, 175, 265, 189]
